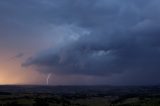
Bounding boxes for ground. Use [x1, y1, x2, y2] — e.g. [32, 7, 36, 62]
[0, 85, 160, 106]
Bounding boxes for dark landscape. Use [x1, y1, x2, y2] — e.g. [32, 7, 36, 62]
[0, 85, 160, 106]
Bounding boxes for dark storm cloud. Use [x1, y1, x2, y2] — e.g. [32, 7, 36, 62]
[0, 0, 154, 84]
[21, 0, 160, 81]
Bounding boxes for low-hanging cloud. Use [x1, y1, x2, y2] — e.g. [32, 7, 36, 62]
[22, 0, 160, 82]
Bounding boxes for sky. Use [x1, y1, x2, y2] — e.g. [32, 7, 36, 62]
[0, 0, 160, 85]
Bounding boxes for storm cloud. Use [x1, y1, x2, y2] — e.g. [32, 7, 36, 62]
[20, 0, 160, 83]
[0, 0, 156, 84]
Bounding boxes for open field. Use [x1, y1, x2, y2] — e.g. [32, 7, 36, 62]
[0, 85, 160, 106]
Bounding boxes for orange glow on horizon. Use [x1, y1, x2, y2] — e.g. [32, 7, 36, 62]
[0, 51, 46, 85]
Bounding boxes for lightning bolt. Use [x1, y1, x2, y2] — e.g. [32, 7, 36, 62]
[46, 73, 52, 85]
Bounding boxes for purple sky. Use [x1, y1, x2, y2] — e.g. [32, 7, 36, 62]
[0, 0, 160, 85]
